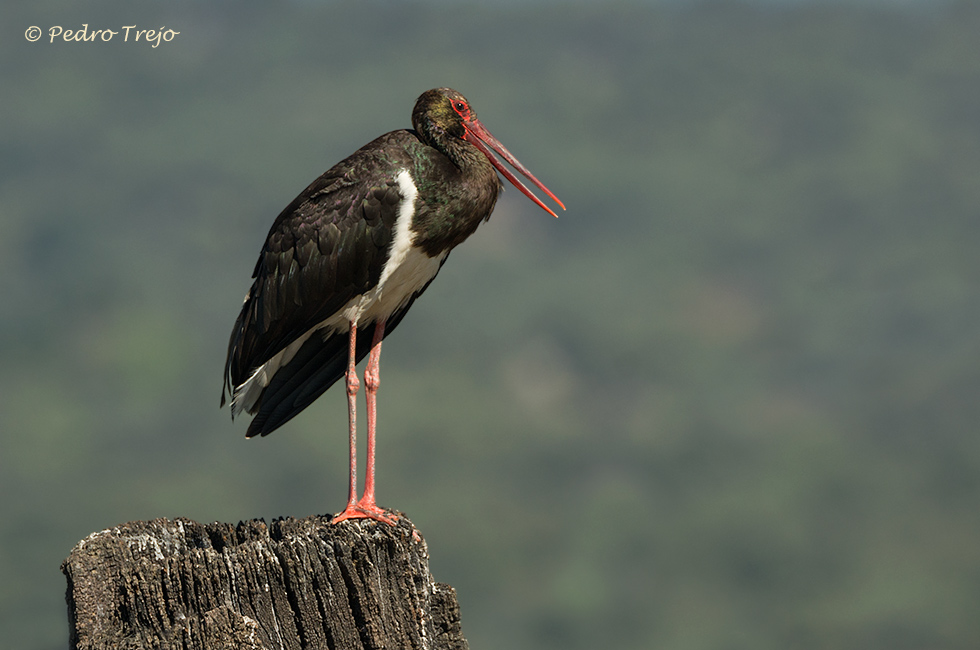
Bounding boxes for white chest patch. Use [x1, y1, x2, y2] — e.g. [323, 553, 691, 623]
[339, 168, 445, 325]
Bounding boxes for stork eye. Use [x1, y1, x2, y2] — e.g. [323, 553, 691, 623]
[453, 101, 468, 116]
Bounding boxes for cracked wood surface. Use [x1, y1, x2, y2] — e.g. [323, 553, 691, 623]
[62, 515, 468, 650]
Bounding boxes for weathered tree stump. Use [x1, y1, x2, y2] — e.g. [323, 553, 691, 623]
[61, 514, 468, 650]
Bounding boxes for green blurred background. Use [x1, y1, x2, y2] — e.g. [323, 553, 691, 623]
[3, 0, 980, 648]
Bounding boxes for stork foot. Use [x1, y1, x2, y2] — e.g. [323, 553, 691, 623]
[331, 501, 398, 526]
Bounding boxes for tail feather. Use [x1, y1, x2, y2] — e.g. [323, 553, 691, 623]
[229, 295, 422, 438]
[245, 327, 369, 437]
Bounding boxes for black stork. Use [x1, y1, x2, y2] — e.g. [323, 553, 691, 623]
[221, 88, 564, 525]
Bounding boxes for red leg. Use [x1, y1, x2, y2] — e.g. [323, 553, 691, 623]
[355, 319, 393, 523]
[333, 319, 395, 526]
[333, 321, 361, 522]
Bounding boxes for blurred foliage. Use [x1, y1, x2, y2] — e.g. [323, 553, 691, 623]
[2, 1, 980, 649]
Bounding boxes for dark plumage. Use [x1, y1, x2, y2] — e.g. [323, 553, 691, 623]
[222, 132, 425, 437]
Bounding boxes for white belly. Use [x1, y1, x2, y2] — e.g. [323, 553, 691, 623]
[334, 167, 442, 328]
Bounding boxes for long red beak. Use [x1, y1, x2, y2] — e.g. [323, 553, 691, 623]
[463, 118, 566, 218]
